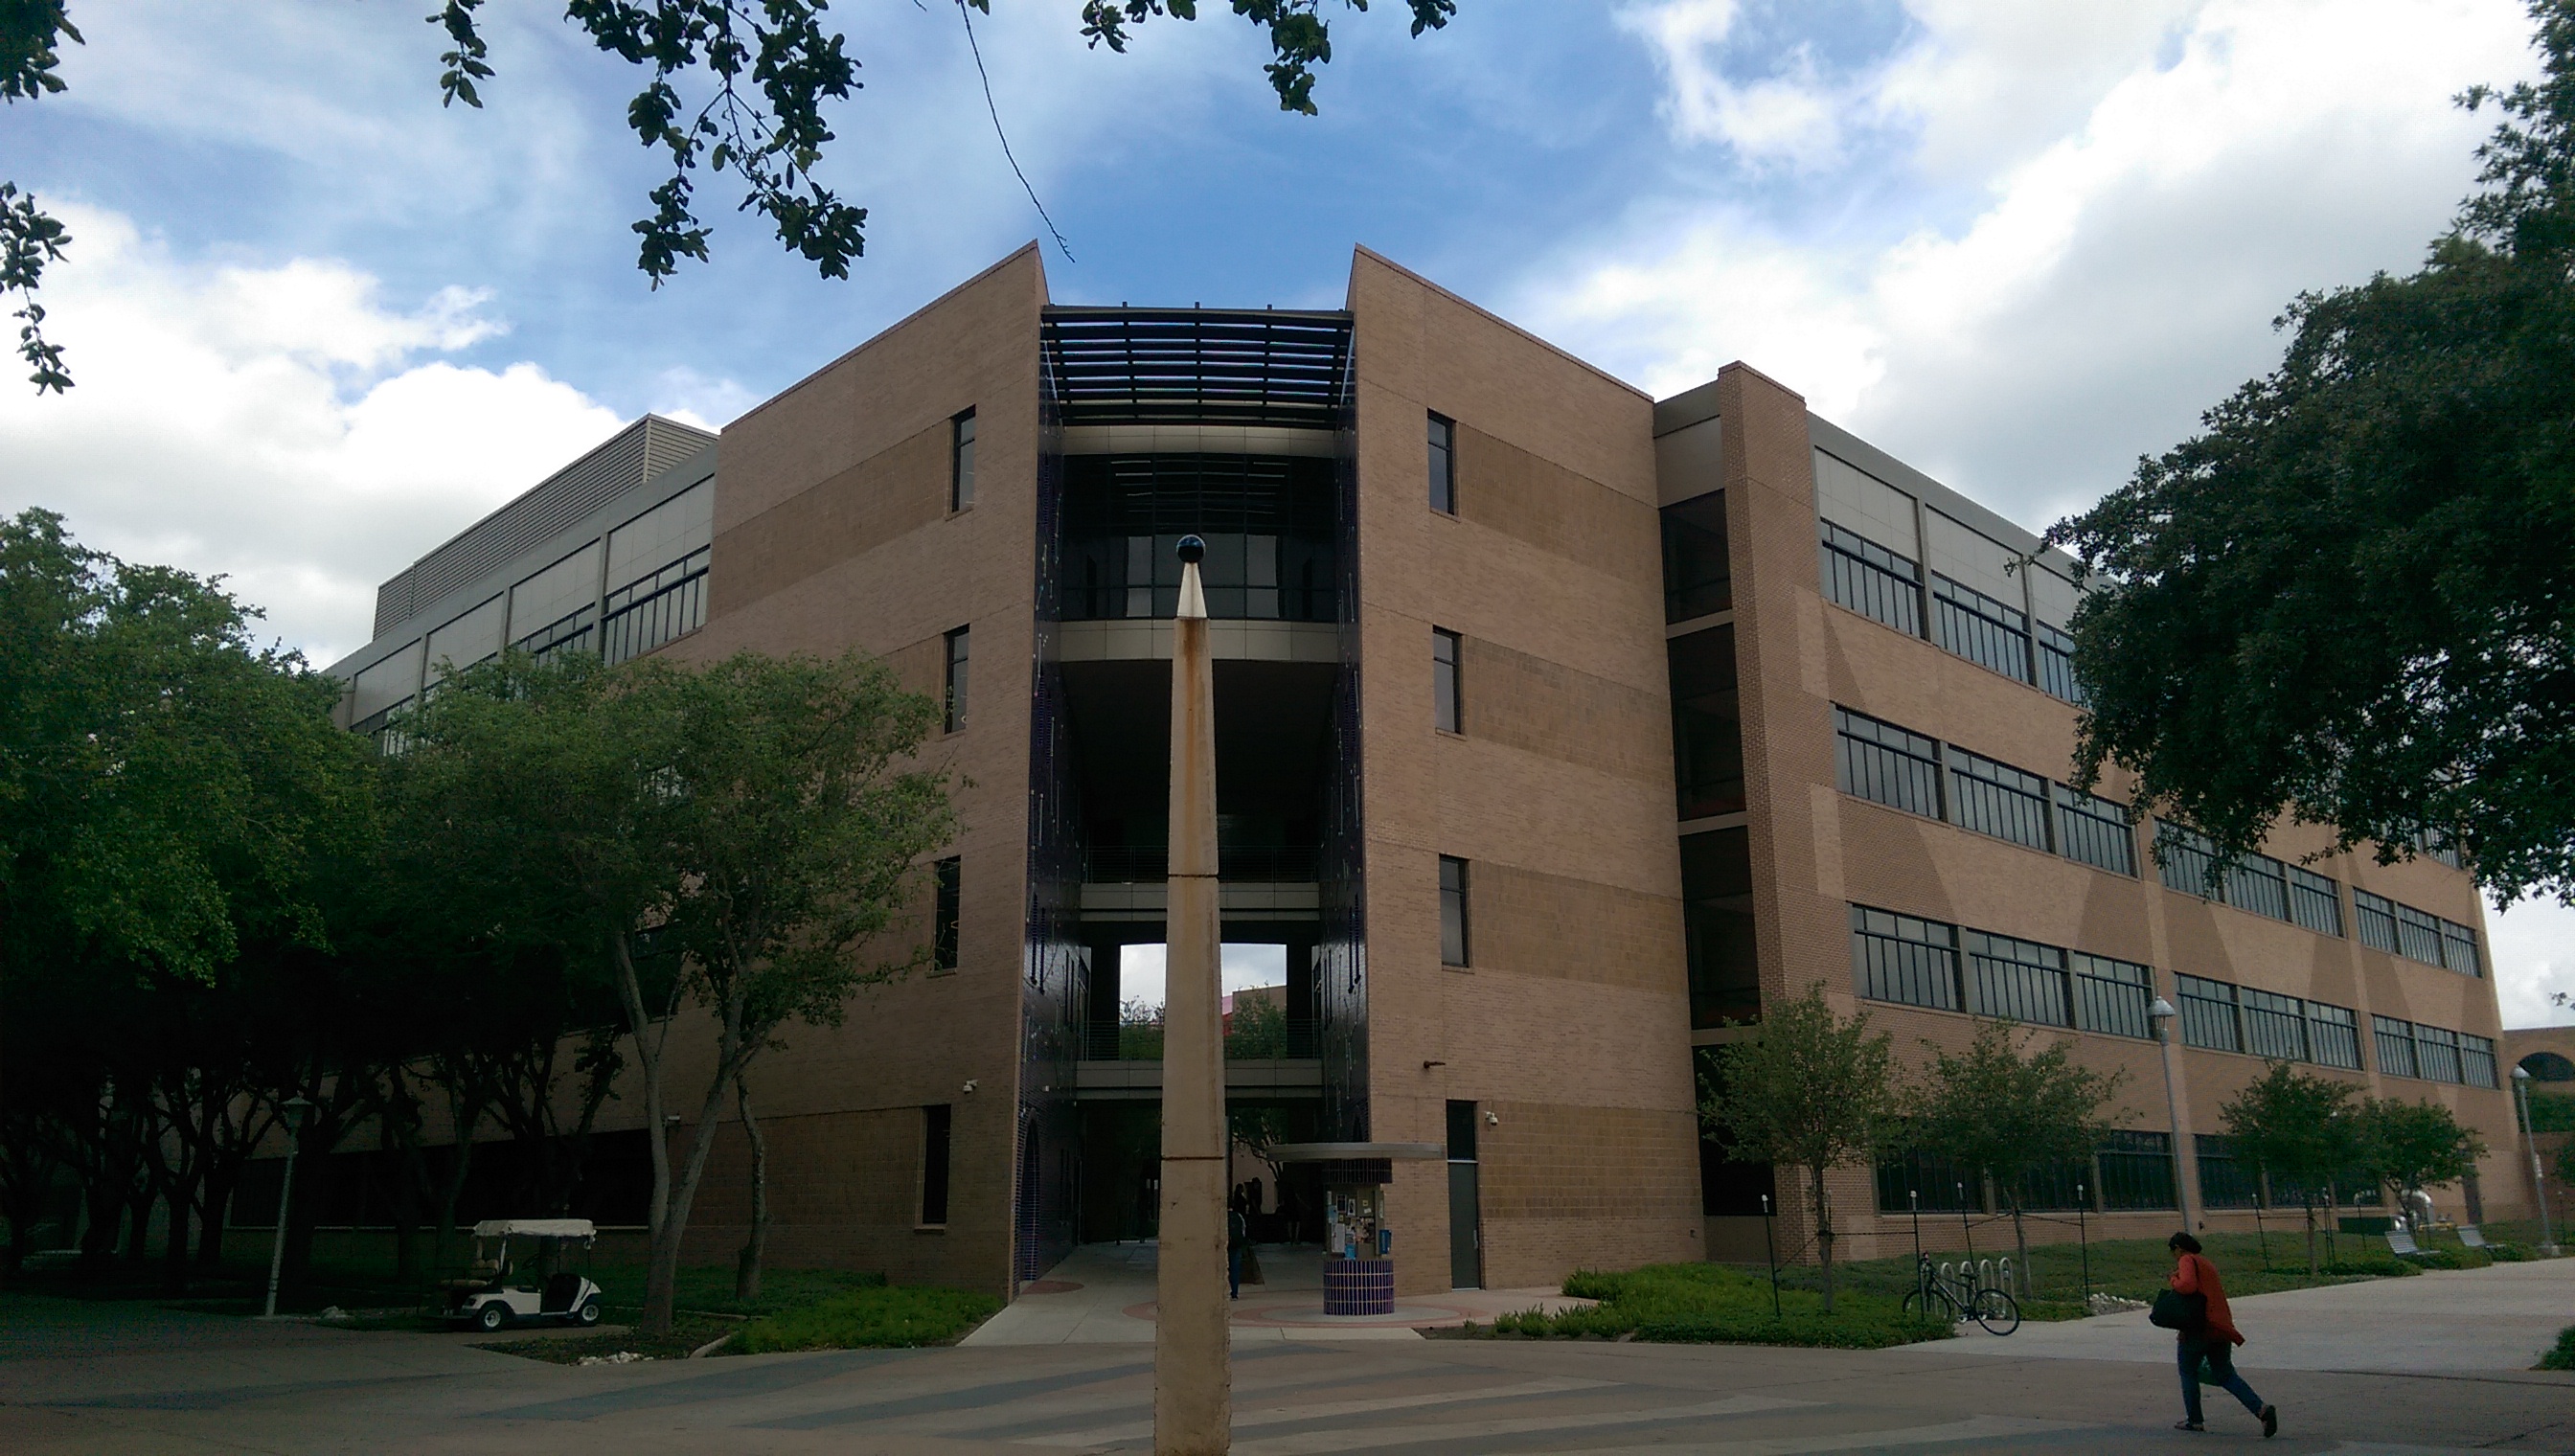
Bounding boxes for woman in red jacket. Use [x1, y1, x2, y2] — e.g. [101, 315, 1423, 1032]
[2168, 1232, 2279, 1436]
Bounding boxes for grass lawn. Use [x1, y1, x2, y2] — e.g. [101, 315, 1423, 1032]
[1437, 1262, 1953, 1349]
[733, 1286, 1001, 1353]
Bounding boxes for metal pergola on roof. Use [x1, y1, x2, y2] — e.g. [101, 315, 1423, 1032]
[1041, 307, 1353, 429]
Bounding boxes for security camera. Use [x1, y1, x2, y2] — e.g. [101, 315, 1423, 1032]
[1484, 1111, 1499, 1126]
[963, 1080, 978, 1094]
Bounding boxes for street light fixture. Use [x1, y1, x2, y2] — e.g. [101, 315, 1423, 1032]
[2147, 997, 2197, 1231]
[262, 1096, 316, 1319]
[2511, 1066, 2559, 1256]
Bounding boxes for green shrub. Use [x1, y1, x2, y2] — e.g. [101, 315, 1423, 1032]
[1514, 1263, 1951, 1349]
[2540, 1324, 2575, 1372]
[731, 1285, 999, 1353]
[2487, 1242, 2533, 1263]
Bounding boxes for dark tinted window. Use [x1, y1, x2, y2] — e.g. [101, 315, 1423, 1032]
[1660, 491, 1731, 621]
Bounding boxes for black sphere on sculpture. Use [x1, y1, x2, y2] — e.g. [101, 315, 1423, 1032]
[1175, 535, 1207, 564]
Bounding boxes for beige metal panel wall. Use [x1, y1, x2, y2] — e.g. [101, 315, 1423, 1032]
[1345, 248, 1701, 1294]
[623, 245, 1051, 1296]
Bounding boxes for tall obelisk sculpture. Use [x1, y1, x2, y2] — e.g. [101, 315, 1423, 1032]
[1156, 535, 1231, 1454]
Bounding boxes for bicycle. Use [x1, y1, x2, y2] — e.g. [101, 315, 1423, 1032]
[1901, 1256, 2020, 1335]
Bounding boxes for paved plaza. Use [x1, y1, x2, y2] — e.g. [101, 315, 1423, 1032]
[3, 1252, 2569, 1453]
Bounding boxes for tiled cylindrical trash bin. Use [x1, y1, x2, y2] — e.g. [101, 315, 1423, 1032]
[1322, 1260, 1396, 1316]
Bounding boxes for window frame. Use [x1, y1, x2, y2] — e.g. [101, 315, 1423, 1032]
[933, 856, 962, 972]
[1427, 412, 1457, 514]
[944, 626, 969, 734]
[950, 408, 977, 512]
[1432, 627, 1462, 735]
[918, 1103, 954, 1228]
[1834, 706, 1944, 820]
[1438, 854, 1470, 967]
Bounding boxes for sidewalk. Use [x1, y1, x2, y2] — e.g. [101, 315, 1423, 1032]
[962, 1241, 1593, 1346]
[1915, 1255, 2575, 1376]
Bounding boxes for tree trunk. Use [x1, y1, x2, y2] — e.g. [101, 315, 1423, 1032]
[1810, 1163, 1835, 1313]
[161, 1181, 192, 1293]
[2304, 1196, 2318, 1276]
[2011, 1201, 2032, 1300]
[640, 985, 751, 1338]
[607, 933, 676, 1333]
[735, 1074, 767, 1305]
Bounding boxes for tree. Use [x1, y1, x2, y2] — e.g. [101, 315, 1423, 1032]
[641, 648, 953, 1333]
[1696, 987, 1901, 1311]
[2219, 1063, 2366, 1274]
[1, 0, 1457, 393]
[2045, 0, 2575, 902]
[1909, 1020, 2122, 1297]
[2359, 1098, 2486, 1213]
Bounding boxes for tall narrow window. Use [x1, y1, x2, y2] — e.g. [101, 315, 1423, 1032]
[934, 856, 962, 971]
[1438, 855, 1470, 967]
[944, 626, 969, 733]
[1427, 413, 1456, 514]
[950, 409, 977, 511]
[1432, 628, 1462, 733]
[919, 1103, 953, 1226]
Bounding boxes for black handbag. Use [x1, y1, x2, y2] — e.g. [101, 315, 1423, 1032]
[2149, 1289, 2207, 1331]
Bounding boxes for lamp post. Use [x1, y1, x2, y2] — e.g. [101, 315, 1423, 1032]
[2512, 1066, 2559, 1255]
[2148, 997, 2197, 1231]
[262, 1096, 315, 1319]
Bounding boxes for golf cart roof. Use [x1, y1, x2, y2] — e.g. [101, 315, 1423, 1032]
[470, 1218, 596, 1240]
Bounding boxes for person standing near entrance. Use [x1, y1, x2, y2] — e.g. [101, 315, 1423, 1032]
[1227, 1194, 1250, 1300]
[2166, 1232, 2279, 1437]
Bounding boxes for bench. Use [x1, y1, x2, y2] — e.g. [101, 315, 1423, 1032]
[2457, 1225, 2488, 1249]
[2384, 1229, 2422, 1257]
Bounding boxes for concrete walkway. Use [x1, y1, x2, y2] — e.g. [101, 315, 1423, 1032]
[1917, 1255, 2575, 1375]
[964, 1242, 1594, 1346]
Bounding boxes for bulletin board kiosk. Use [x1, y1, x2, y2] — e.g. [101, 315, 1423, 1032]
[1267, 1142, 1444, 1316]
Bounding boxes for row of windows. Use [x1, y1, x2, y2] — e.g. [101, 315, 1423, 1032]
[1877, 1131, 2177, 1214]
[1834, 707, 2136, 876]
[2172, 973, 2361, 1069]
[2355, 889, 2483, 976]
[2193, 1135, 2384, 1211]
[1851, 906, 2155, 1036]
[2153, 825, 2344, 936]
[2373, 1015, 2499, 1087]
[601, 548, 709, 666]
[1820, 521, 2081, 706]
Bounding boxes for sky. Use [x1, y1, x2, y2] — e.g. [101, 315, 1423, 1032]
[5, 0, 2569, 1025]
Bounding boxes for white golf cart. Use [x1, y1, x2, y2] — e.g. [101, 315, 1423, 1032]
[439, 1218, 605, 1332]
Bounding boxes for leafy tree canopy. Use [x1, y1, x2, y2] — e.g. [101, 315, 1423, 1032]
[2218, 1062, 2366, 1203]
[1, 0, 1458, 393]
[2359, 1097, 2485, 1197]
[2046, 0, 2575, 902]
[1907, 1019, 2122, 1213]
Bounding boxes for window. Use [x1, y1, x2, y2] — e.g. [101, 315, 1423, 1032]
[1818, 521, 1923, 637]
[1446, 1099, 1478, 1162]
[2241, 988, 2308, 1062]
[1834, 708, 1943, 819]
[2355, 890, 2399, 953]
[2415, 1024, 2463, 1083]
[2461, 1034, 2499, 1088]
[2175, 973, 2241, 1053]
[1852, 905, 1959, 1012]
[2394, 903, 2445, 966]
[944, 626, 969, 733]
[2070, 953, 2153, 1038]
[1963, 930, 2070, 1026]
[950, 409, 976, 511]
[603, 547, 709, 664]
[919, 1104, 953, 1226]
[934, 857, 961, 971]
[1432, 628, 1462, 734]
[1948, 748, 2051, 853]
[1681, 829, 1759, 1027]
[2035, 622, 2084, 705]
[1669, 627, 1743, 820]
[1660, 492, 1731, 621]
[2439, 919, 2482, 977]
[2287, 866, 2344, 937]
[2055, 785, 2137, 876]
[1427, 413, 1456, 513]
[1876, 1148, 1983, 1213]
[2196, 1135, 2260, 1210]
[1439, 855, 1470, 967]
[2097, 1130, 2177, 1211]
[1930, 575, 2034, 685]
[2222, 855, 2290, 922]
[2155, 823, 2223, 899]
[2306, 1002, 2362, 1070]
[2373, 1015, 2418, 1079]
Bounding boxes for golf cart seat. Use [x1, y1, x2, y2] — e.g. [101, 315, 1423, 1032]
[541, 1273, 582, 1313]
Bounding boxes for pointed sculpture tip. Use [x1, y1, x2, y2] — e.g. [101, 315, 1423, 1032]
[1175, 535, 1208, 621]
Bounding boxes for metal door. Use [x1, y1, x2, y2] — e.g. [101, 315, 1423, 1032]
[1447, 1161, 1482, 1289]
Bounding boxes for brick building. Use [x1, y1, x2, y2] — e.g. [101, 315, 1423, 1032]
[318, 244, 2525, 1299]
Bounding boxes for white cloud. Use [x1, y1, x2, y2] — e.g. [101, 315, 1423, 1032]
[0, 206, 627, 664]
[1618, 0, 1850, 171]
[2489, 899, 2575, 1029]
